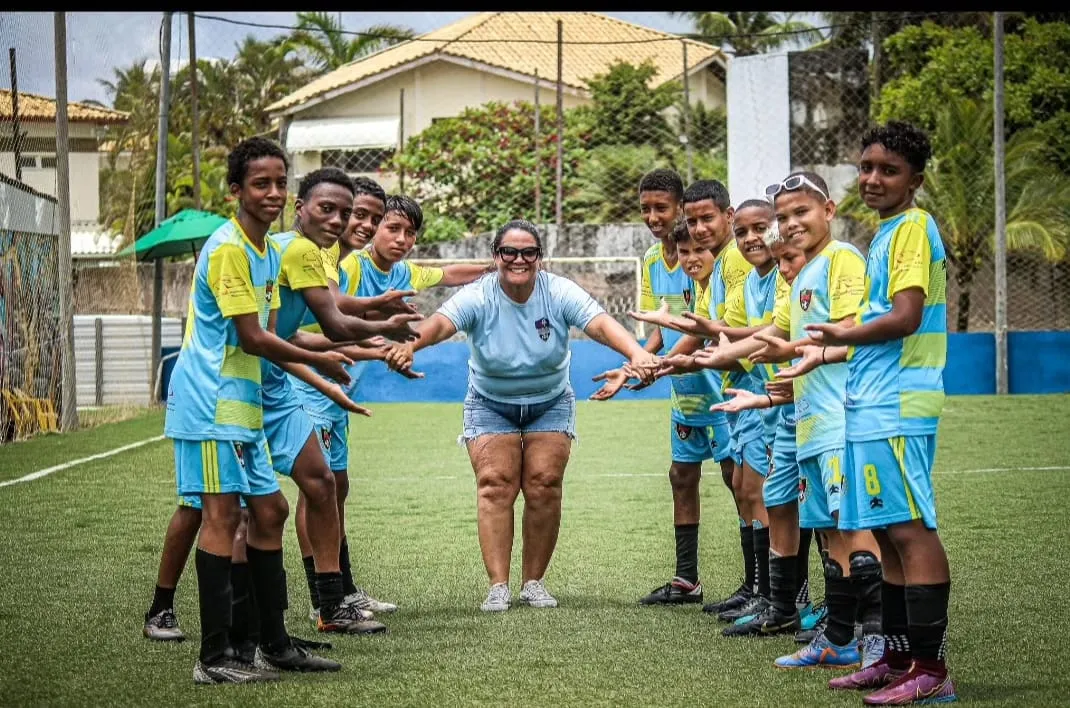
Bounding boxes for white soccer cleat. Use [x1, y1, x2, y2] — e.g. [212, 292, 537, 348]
[481, 582, 512, 612]
[519, 579, 558, 608]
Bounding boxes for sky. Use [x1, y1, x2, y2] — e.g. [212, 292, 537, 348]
[0, 12, 698, 105]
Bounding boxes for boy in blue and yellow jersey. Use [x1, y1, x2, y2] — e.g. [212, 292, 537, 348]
[783, 124, 956, 704]
[162, 137, 358, 684]
[290, 192, 489, 620]
[258, 168, 424, 638]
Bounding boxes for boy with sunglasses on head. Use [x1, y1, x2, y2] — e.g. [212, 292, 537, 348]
[290, 193, 489, 623]
[774, 122, 955, 704]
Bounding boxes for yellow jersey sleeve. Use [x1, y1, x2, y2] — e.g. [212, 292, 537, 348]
[887, 220, 931, 298]
[408, 263, 445, 292]
[208, 244, 259, 318]
[640, 260, 657, 311]
[339, 253, 363, 296]
[725, 282, 747, 328]
[828, 248, 867, 322]
[772, 280, 791, 332]
[694, 281, 712, 319]
[279, 238, 329, 291]
[321, 242, 340, 285]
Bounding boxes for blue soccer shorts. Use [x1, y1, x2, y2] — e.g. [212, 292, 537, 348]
[798, 448, 844, 530]
[174, 433, 277, 499]
[764, 444, 800, 508]
[310, 413, 349, 473]
[839, 435, 938, 531]
[263, 399, 316, 477]
[670, 416, 733, 464]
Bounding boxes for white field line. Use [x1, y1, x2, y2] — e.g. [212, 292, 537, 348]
[0, 435, 166, 488]
[2, 435, 1066, 489]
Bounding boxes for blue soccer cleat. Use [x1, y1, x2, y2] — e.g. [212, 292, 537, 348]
[775, 631, 860, 669]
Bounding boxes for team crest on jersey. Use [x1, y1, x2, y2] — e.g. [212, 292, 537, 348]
[683, 288, 692, 306]
[675, 423, 692, 441]
[265, 279, 275, 304]
[798, 477, 808, 503]
[535, 317, 551, 342]
[320, 427, 331, 451]
[799, 288, 813, 311]
[232, 442, 246, 469]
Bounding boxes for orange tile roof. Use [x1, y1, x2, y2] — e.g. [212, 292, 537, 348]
[0, 89, 129, 124]
[267, 12, 723, 114]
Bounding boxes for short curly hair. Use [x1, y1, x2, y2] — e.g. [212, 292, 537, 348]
[297, 167, 354, 201]
[227, 137, 288, 187]
[861, 121, 933, 174]
[639, 169, 684, 201]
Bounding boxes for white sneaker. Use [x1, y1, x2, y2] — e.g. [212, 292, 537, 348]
[859, 633, 885, 669]
[344, 587, 399, 614]
[481, 582, 512, 612]
[519, 579, 558, 608]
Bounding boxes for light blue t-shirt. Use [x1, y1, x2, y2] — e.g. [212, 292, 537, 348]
[438, 271, 605, 405]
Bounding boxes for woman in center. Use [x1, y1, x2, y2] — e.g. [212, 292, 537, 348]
[386, 220, 657, 611]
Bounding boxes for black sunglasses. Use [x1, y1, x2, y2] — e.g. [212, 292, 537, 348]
[496, 246, 542, 263]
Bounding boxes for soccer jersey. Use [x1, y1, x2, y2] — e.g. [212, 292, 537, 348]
[731, 266, 784, 446]
[710, 241, 755, 392]
[164, 218, 280, 441]
[773, 239, 866, 460]
[260, 230, 332, 412]
[291, 249, 445, 421]
[669, 278, 723, 425]
[846, 208, 947, 441]
[438, 271, 604, 405]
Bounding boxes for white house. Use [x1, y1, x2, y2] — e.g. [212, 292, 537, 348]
[0, 89, 129, 258]
[266, 12, 727, 188]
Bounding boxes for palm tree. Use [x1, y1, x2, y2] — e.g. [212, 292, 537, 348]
[673, 12, 824, 56]
[837, 98, 1070, 331]
[288, 12, 414, 73]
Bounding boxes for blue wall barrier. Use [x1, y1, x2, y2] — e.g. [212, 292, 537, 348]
[355, 332, 1070, 403]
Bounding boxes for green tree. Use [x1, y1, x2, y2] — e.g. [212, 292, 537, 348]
[288, 12, 414, 73]
[675, 12, 823, 55]
[838, 97, 1070, 331]
[876, 19, 1070, 171]
[583, 60, 680, 150]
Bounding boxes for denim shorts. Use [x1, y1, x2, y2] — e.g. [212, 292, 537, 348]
[461, 386, 577, 443]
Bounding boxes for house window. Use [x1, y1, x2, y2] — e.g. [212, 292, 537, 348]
[321, 148, 394, 174]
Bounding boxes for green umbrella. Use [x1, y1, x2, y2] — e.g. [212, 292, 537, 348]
[116, 209, 229, 261]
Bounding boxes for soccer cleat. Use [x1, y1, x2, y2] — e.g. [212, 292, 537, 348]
[317, 603, 388, 634]
[702, 583, 753, 614]
[344, 587, 398, 614]
[143, 608, 185, 642]
[718, 594, 765, 623]
[723, 603, 801, 637]
[193, 649, 280, 685]
[481, 582, 512, 612]
[291, 635, 333, 652]
[799, 600, 827, 631]
[862, 664, 957, 705]
[859, 633, 886, 669]
[254, 642, 342, 673]
[233, 639, 257, 665]
[775, 632, 861, 669]
[829, 660, 907, 691]
[519, 579, 558, 608]
[730, 596, 772, 626]
[796, 607, 828, 644]
[639, 577, 703, 605]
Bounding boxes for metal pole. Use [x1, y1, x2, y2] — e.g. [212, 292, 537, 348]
[188, 12, 201, 210]
[398, 88, 405, 193]
[277, 116, 288, 232]
[9, 48, 22, 182]
[54, 13, 78, 431]
[94, 317, 104, 407]
[534, 70, 541, 225]
[993, 12, 1008, 395]
[554, 20, 564, 255]
[681, 40, 693, 184]
[151, 12, 173, 401]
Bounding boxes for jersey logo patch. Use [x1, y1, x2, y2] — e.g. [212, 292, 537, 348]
[675, 423, 692, 440]
[265, 279, 275, 304]
[320, 427, 332, 451]
[798, 477, 808, 503]
[799, 288, 813, 311]
[683, 288, 692, 307]
[535, 317, 551, 341]
[232, 442, 246, 470]
[870, 497, 884, 510]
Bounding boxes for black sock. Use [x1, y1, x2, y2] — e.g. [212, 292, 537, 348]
[906, 582, 951, 670]
[674, 523, 699, 584]
[881, 581, 912, 669]
[317, 572, 345, 613]
[229, 562, 252, 646]
[194, 549, 232, 664]
[753, 526, 770, 598]
[302, 555, 319, 609]
[339, 536, 357, 596]
[769, 553, 798, 615]
[247, 546, 289, 653]
[148, 584, 176, 617]
[823, 572, 858, 647]
[850, 551, 883, 636]
[795, 528, 813, 606]
[740, 526, 755, 592]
